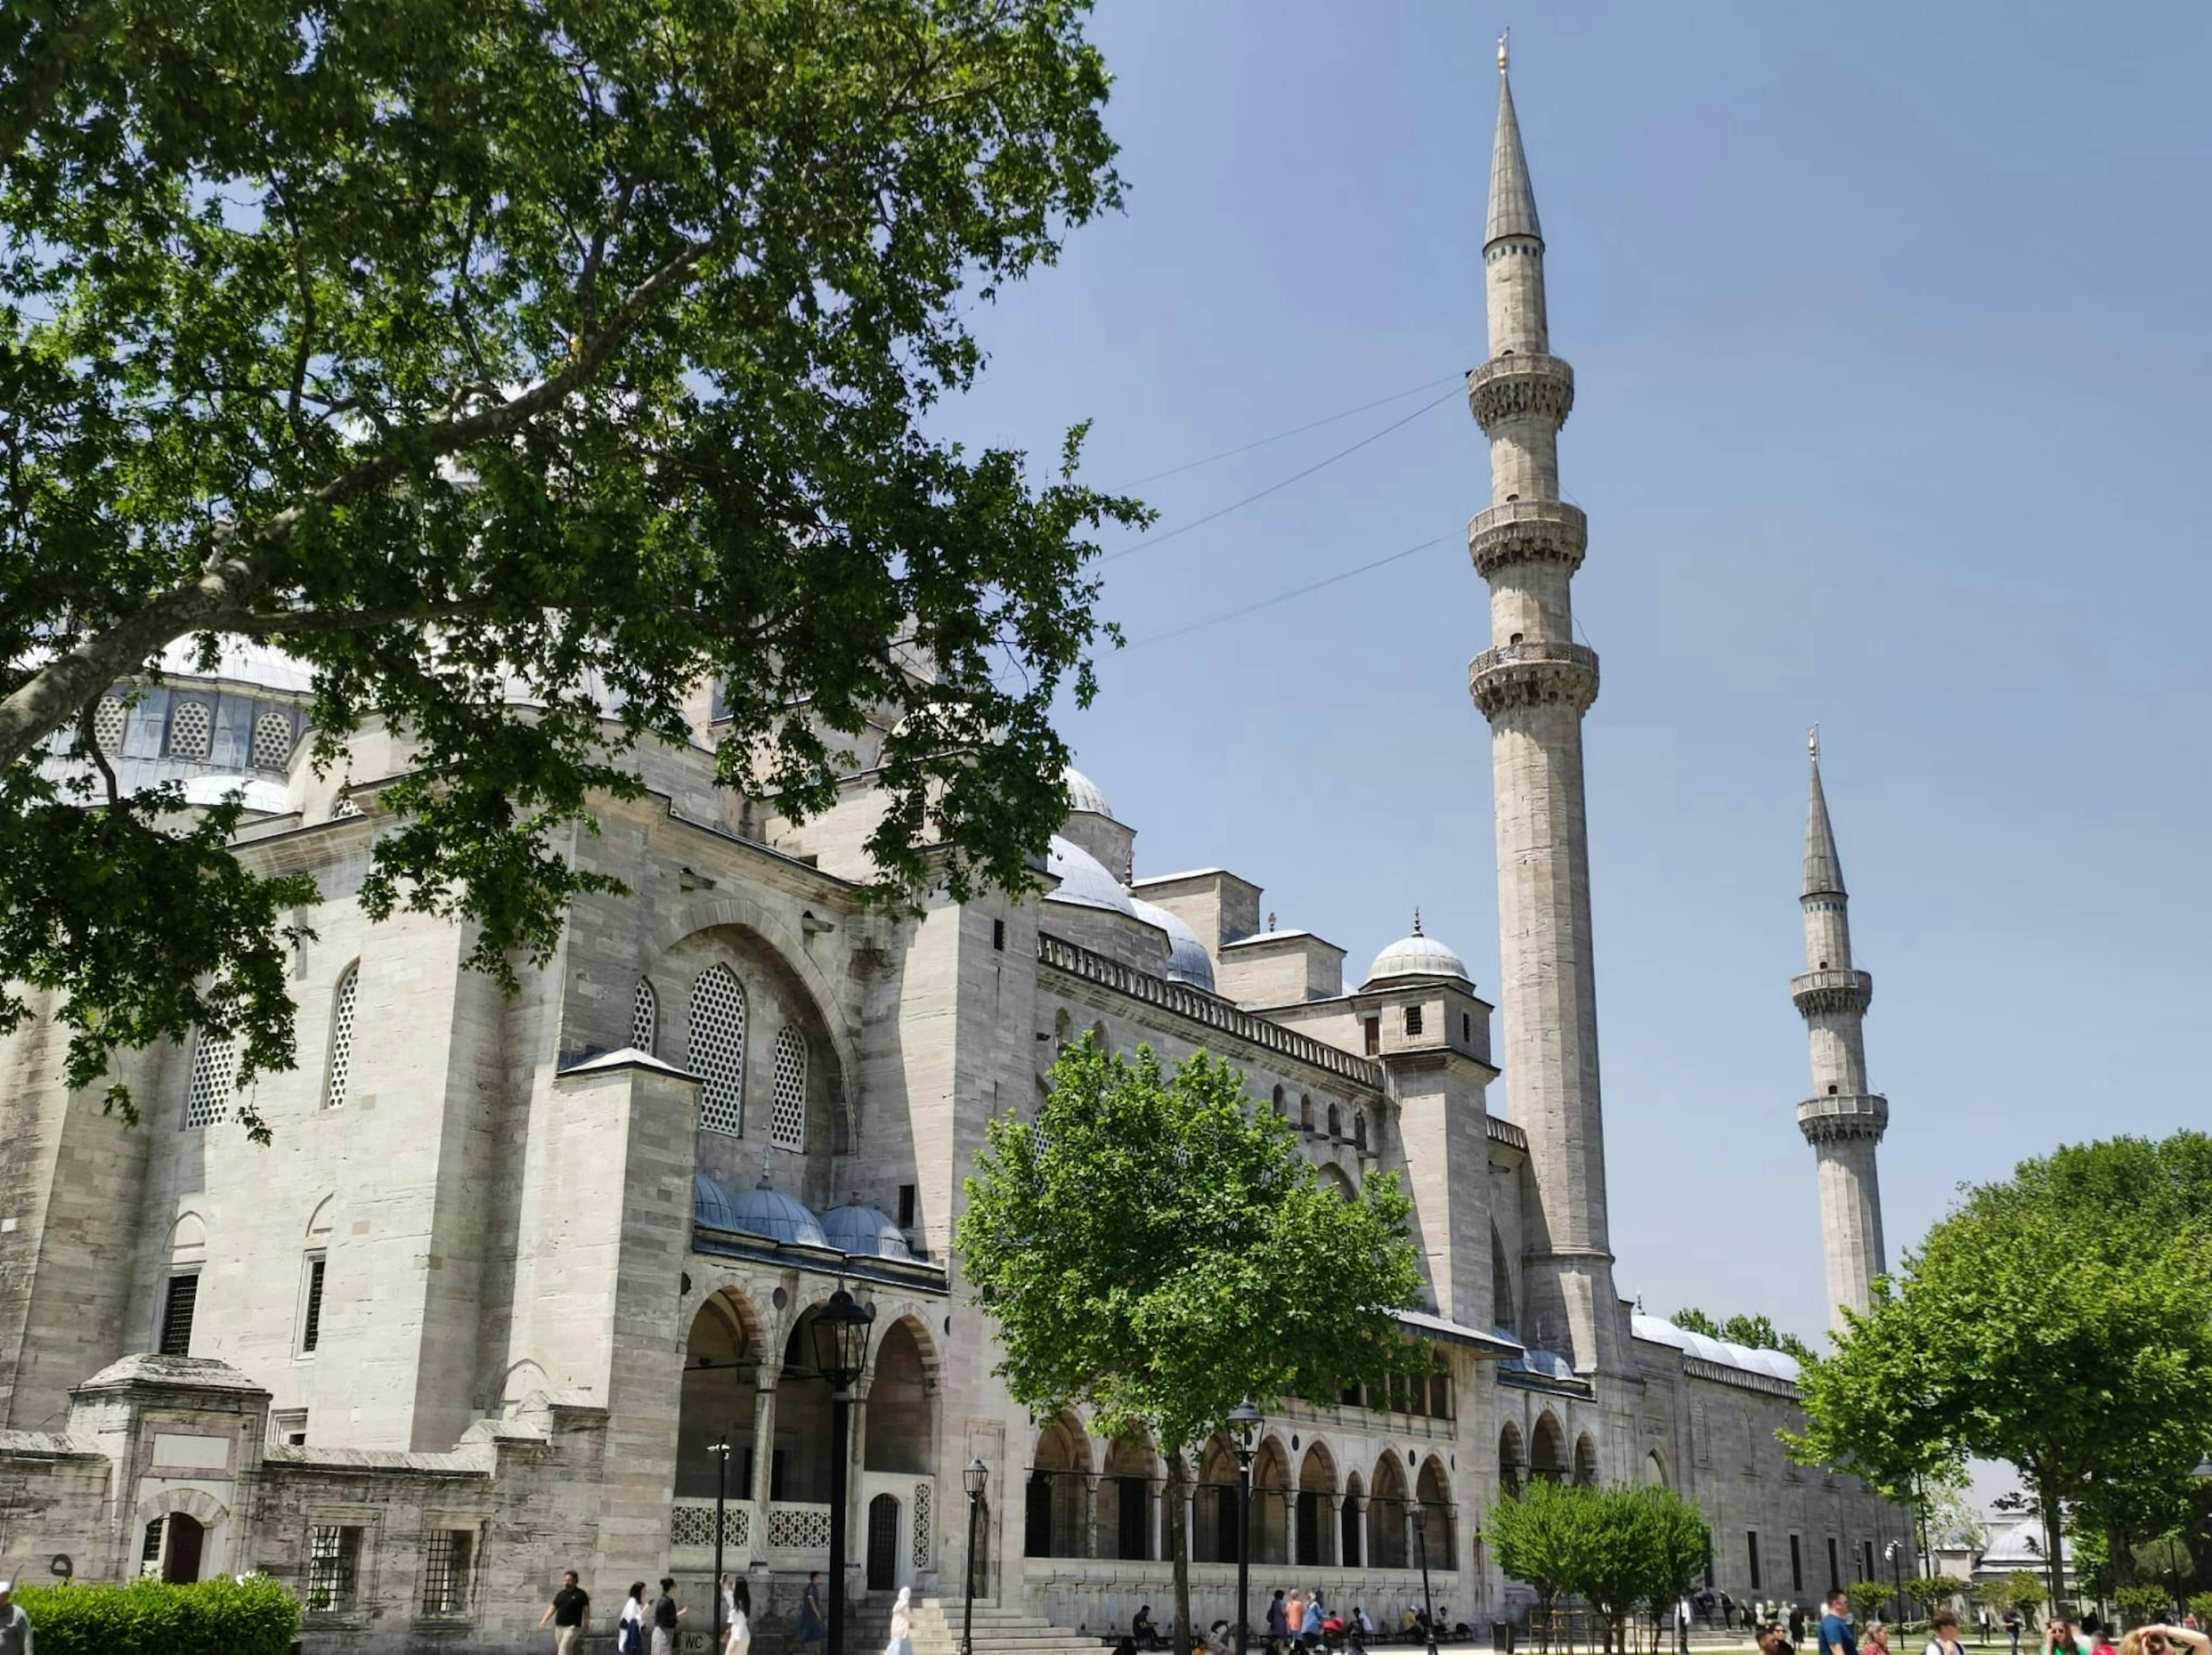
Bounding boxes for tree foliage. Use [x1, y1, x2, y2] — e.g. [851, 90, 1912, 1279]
[1488, 1482, 1710, 1653]
[0, 0, 1144, 1134]
[955, 1036, 1426, 1654]
[1669, 1306, 1816, 1365]
[1787, 1134, 2212, 1611]
[1846, 1581, 1891, 1624]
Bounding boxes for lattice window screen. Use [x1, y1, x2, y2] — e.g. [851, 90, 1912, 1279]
[689, 965, 746, 1135]
[184, 1035, 238, 1129]
[169, 700, 213, 760]
[912, 1481, 932, 1568]
[631, 979, 657, 1055]
[770, 1027, 806, 1150]
[325, 965, 358, 1108]
[94, 696, 126, 754]
[331, 793, 361, 819]
[251, 710, 294, 770]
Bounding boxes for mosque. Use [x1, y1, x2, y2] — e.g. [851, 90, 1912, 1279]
[0, 45, 1904, 1652]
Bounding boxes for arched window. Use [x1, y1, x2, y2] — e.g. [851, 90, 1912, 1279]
[1298, 1093, 1314, 1132]
[184, 1034, 238, 1130]
[631, 978, 658, 1055]
[1090, 1020, 1108, 1054]
[771, 1028, 806, 1150]
[331, 793, 361, 819]
[93, 696, 126, 755]
[1271, 1084, 1286, 1116]
[324, 964, 359, 1109]
[250, 709, 295, 770]
[1053, 1008, 1071, 1053]
[689, 965, 747, 1135]
[1573, 1431, 1599, 1488]
[1354, 1109, 1369, 1152]
[1491, 1228, 1516, 1335]
[168, 700, 212, 761]
[1326, 1102, 1342, 1138]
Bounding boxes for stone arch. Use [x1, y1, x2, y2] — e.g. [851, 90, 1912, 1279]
[1101, 1431, 1158, 1562]
[1368, 1450, 1410, 1569]
[1027, 1410, 1091, 1558]
[1340, 1470, 1365, 1567]
[169, 1211, 207, 1260]
[1250, 1434, 1292, 1566]
[865, 1316, 935, 1475]
[133, 1484, 229, 1528]
[1299, 1092, 1315, 1131]
[1054, 1008, 1072, 1052]
[1415, 1455, 1455, 1570]
[774, 1296, 854, 1502]
[134, 1484, 230, 1583]
[302, 1195, 334, 1241]
[1326, 1101, 1342, 1138]
[1091, 1019, 1108, 1053]
[1643, 1448, 1669, 1489]
[1317, 1162, 1357, 1201]
[1195, 1433, 1240, 1565]
[1498, 1419, 1526, 1497]
[1573, 1430, 1599, 1488]
[677, 1288, 768, 1499]
[1271, 1084, 1286, 1116]
[1354, 1108, 1369, 1152]
[1296, 1441, 1338, 1566]
[1531, 1410, 1568, 1483]
[1491, 1226, 1516, 1335]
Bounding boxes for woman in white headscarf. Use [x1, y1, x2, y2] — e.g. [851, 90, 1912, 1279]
[885, 1586, 914, 1655]
[721, 1574, 751, 1655]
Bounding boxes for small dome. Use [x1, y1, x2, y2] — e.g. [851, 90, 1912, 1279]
[820, 1204, 914, 1261]
[1063, 766, 1113, 819]
[1362, 919, 1471, 986]
[1131, 898, 1215, 993]
[1046, 834, 1136, 918]
[694, 1172, 828, 1248]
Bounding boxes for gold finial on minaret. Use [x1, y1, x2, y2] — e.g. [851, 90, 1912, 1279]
[1497, 29, 1510, 72]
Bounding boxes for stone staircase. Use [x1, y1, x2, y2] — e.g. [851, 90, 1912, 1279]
[910, 1596, 1100, 1655]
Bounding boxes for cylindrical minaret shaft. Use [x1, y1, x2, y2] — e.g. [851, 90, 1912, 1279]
[1793, 733, 1889, 1332]
[1467, 40, 1620, 1375]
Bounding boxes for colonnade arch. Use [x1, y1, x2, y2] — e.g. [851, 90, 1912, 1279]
[1530, 1411, 1568, 1483]
[1415, 1456, 1453, 1570]
[1026, 1412, 1092, 1558]
[1573, 1431, 1599, 1489]
[1296, 1444, 1338, 1567]
[1498, 1421, 1526, 1498]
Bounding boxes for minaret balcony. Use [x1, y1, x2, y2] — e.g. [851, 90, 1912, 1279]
[1797, 1092, 1888, 1145]
[1467, 353, 1575, 434]
[1468, 498, 1588, 580]
[1468, 639, 1599, 718]
[1790, 968, 1873, 1018]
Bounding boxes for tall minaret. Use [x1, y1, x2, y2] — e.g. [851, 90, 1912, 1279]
[1794, 732, 1889, 1331]
[1466, 38, 1622, 1374]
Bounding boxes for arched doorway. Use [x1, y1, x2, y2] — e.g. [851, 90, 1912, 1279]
[1415, 1457, 1454, 1573]
[1530, 1412, 1567, 1484]
[777, 1307, 838, 1501]
[1573, 1431, 1599, 1489]
[1643, 1449, 1668, 1489]
[865, 1319, 933, 1474]
[164, 1512, 205, 1584]
[1340, 1472, 1364, 1567]
[1297, 1444, 1336, 1567]
[679, 1294, 762, 1499]
[866, 1492, 902, 1590]
[1101, 1434, 1156, 1561]
[1196, 1435, 1239, 1565]
[1369, 1453, 1409, 1569]
[1025, 1414, 1090, 1558]
[1250, 1438, 1291, 1566]
[1498, 1421, 1527, 1498]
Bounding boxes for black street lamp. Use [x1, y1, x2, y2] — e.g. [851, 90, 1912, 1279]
[963, 1457, 990, 1655]
[1230, 1402, 1263, 1655]
[810, 1286, 877, 1655]
[1414, 1491, 1438, 1655]
[709, 1436, 733, 1652]
[1884, 1541, 1904, 1628]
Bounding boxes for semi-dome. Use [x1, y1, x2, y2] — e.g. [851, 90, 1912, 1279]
[1130, 897, 1216, 993]
[1063, 766, 1113, 819]
[1362, 913, 1471, 986]
[820, 1203, 914, 1261]
[694, 1172, 828, 1248]
[1046, 834, 1136, 918]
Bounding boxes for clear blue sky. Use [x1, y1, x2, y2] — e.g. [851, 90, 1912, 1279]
[943, 1, 2212, 1349]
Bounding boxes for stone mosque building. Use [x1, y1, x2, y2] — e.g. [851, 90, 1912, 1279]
[0, 47, 1905, 1652]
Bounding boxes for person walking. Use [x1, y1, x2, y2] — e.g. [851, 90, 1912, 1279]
[799, 1573, 826, 1650]
[0, 1579, 31, 1655]
[724, 1575, 753, 1655]
[1926, 1611, 1965, 1655]
[1287, 1592, 1307, 1653]
[1819, 1589, 1860, 1655]
[618, 1583, 649, 1655]
[650, 1577, 686, 1655]
[1792, 1605, 1809, 1649]
[2005, 1611, 2023, 1655]
[1865, 1622, 1892, 1655]
[1268, 1590, 1289, 1655]
[884, 1585, 913, 1655]
[540, 1570, 591, 1654]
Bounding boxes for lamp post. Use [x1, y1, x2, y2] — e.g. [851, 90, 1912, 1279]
[1884, 1541, 1904, 1628]
[1230, 1402, 1263, 1655]
[709, 1436, 733, 1652]
[1414, 1493, 1438, 1655]
[963, 1457, 990, 1655]
[810, 1286, 877, 1655]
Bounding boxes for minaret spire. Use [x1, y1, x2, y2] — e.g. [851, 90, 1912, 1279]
[1466, 49, 1619, 1375]
[1791, 737, 1889, 1332]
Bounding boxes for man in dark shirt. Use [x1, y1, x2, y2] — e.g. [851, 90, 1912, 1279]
[539, 1570, 590, 1654]
[1817, 1590, 1858, 1655]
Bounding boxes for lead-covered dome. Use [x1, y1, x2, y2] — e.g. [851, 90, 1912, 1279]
[1131, 897, 1216, 993]
[1362, 914, 1471, 986]
[1063, 766, 1113, 819]
[694, 1172, 828, 1248]
[1046, 834, 1136, 918]
[820, 1203, 914, 1261]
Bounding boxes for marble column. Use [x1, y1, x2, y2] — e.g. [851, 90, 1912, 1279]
[749, 1371, 778, 1566]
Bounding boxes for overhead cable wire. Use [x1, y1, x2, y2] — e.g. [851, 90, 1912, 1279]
[1104, 385, 1463, 562]
[1124, 532, 1456, 650]
[1118, 374, 1461, 487]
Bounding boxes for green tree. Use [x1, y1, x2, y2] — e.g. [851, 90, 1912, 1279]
[1847, 1581, 1891, 1625]
[1488, 1479, 1589, 1644]
[1787, 1134, 2212, 1615]
[2187, 1592, 2212, 1627]
[955, 1037, 1426, 1655]
[0, 0, 1144, 1137]
[1488, 1483, 1709, 1655]
[2002, 1572, 2047, 1626]
[2113, 1586, 2169, 1631]
[1669, 1306, 1817, 1365]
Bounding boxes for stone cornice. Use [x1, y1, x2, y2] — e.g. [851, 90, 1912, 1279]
[1791, 967, 1873, 1018]
[1467, 353, 1575, 433]
[1468, 639, 1600, 718]
[1467, 498, 1588, 580]
[1797, 1093, 1888, 1145]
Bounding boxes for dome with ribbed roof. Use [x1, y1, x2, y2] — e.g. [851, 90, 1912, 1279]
[1062, 766, 1113, 819]
[694, 1172, 828, 1248]
[1131, 897, 1215, 993]
[1362, 911, 1471, 986]
[820, 1203, 914, 1261]
[1046, 834, 1135, 918]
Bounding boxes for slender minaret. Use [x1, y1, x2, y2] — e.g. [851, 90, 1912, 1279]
[1466, 38, 1622, 1374]
[1794, 732, 1889, 1331]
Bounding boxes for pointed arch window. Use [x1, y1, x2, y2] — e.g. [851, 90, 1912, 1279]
[93, 696, 127, 755]
[184, 1034, 238, 1130]
[689, 965, 746, 1135]
[250, 710, 295, 770]
[631, 978, 658, 1056]
[324, 964, 359, 1109]
[770, 1027, 806, 1151]
[168, 700, 213, 761]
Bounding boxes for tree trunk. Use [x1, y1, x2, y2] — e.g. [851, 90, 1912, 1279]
[1169, 1447, 1192, 1655]
[2036, 1476, 2066, 1619]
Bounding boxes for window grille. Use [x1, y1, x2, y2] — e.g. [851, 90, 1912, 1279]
[1404, 1005, 1424, 1036]
[250, 709, 294, 770]
[331, 794, 361, 819]
[306, 1525, 361, 1612]
[168, 700, 213, 760]
[141, 1518, 166, 1565]
[160, 1274, 198, 1356]
[420, 1529, 475, 1618]
[184, 1035, 238, 1130]
[325, 965, 358, 1108]
[631, 978, 657, 1055]
[688, 965, 746, 1135]
[94, 696, 127, 755]
[301, 1256, 326, 1353]
[770, 1027, 806, 1150]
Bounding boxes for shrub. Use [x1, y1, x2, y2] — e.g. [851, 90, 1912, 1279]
[2113, 1586, 2169, 1630]
[2187, 1593, 2212, 1628]
[16, 1574, 301, 1655]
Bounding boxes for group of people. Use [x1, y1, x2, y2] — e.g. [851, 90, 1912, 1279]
[543, 1568, 842, 1655]
[1123, 1592, 1460, 1654]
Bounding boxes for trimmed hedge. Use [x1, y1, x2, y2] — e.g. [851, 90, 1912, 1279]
[16, 1574, 301, 1655]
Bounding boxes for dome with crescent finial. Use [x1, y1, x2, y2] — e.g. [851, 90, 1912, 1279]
[1362, 910, 1472, 987]
[1063, 766, 1113, 819]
